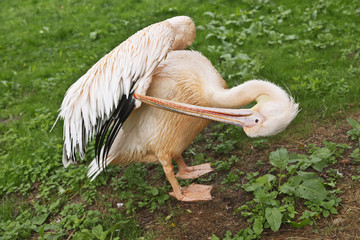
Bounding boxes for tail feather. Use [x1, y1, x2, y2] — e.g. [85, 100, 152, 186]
[87, 155, 113, 181]
[62, 145, 75, 168]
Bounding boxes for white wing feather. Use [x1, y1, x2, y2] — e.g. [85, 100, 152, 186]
[58, 21, 175, 166]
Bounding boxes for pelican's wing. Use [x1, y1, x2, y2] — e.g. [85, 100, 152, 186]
[58, 21, 175, 167]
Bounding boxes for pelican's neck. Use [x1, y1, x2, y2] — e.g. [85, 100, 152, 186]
[208, 79, 289, 108]
[166, 16, 196, 50]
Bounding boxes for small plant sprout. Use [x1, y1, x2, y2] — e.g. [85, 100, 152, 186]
[347, 118, 360, 145]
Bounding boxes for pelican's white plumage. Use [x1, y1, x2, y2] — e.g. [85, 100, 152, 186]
[58, 16, 196, 167]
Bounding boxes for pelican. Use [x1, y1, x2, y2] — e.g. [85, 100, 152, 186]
[56, 16, 298, 201]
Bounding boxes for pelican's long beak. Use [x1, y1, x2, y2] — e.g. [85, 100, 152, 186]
[134, 93, 257, 128]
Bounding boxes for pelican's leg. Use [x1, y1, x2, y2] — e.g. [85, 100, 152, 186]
[159, 155, 213, 201]
[175, 156, 214, 180]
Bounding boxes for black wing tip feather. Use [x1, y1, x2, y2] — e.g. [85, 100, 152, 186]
[62, 144, 77, 168]
[95, 92, 136, 172]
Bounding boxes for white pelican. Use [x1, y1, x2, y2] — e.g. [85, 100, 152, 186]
[56, 16, 298, 201]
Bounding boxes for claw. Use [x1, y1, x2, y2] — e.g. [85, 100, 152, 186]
[169, 184, 213, 201]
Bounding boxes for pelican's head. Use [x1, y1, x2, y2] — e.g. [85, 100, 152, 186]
[243, 91, 299, 138]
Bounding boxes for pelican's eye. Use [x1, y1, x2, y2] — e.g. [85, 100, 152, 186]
[255, 119, 259, 123]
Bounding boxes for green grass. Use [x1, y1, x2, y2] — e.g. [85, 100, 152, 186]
[1, 0, 360, 239]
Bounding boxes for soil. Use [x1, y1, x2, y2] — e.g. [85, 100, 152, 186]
[135, 111, 360, 240]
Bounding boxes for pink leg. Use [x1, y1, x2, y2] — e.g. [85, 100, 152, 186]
[160, 155, 213, 202]
[175, 156, 214, 179]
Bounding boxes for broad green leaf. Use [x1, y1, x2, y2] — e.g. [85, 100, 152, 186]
[279, 182, 295, 195]
[288, 218, 311, 228]
[286, 164, 298, 174]
[92, 224, 104, 238]
[151, 187, 159, 196]
[211, 235, 220, 240]
[347, 118, 360, 144]
[39, 224, 45, 238]
[291, 177, 327, 201]
[224, 230, 233, 239]
[309, 156, 323, 164]
[89, 30, 100, 41]
[254, 189, 267, 203]
[323, 210, 330, 217]
[49, 199, 60, 211]
[321, 199, 335, 209]
[72, 230, 95, 240]
[330, 207, 338, 214]
[269, 147, 289, 170]
[299, 179, 327, 201]
[311, 148, 332, 160]
[204, 11, 215, 18]
[253, 217, 264, 235]
[237, 53, 250, 61]
[310, 157, 328, 172]
[285, 34, 297, 41]
[296, 171, 318, 179]
[347, 117, 360, 130]
[243, 174, 275, 192]
[289, 153, 307, 163]
[307, 148, 332, 172]
[256, 174, 276, 185]
[280, 171, 327, 201]
[265, 207, 283, 232]
[235, 205, 252, 216]
[32, 213, 49, 225]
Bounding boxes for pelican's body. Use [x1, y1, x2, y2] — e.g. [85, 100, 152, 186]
[107, 51, 217, 165]
[57, 16, 298, 201]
